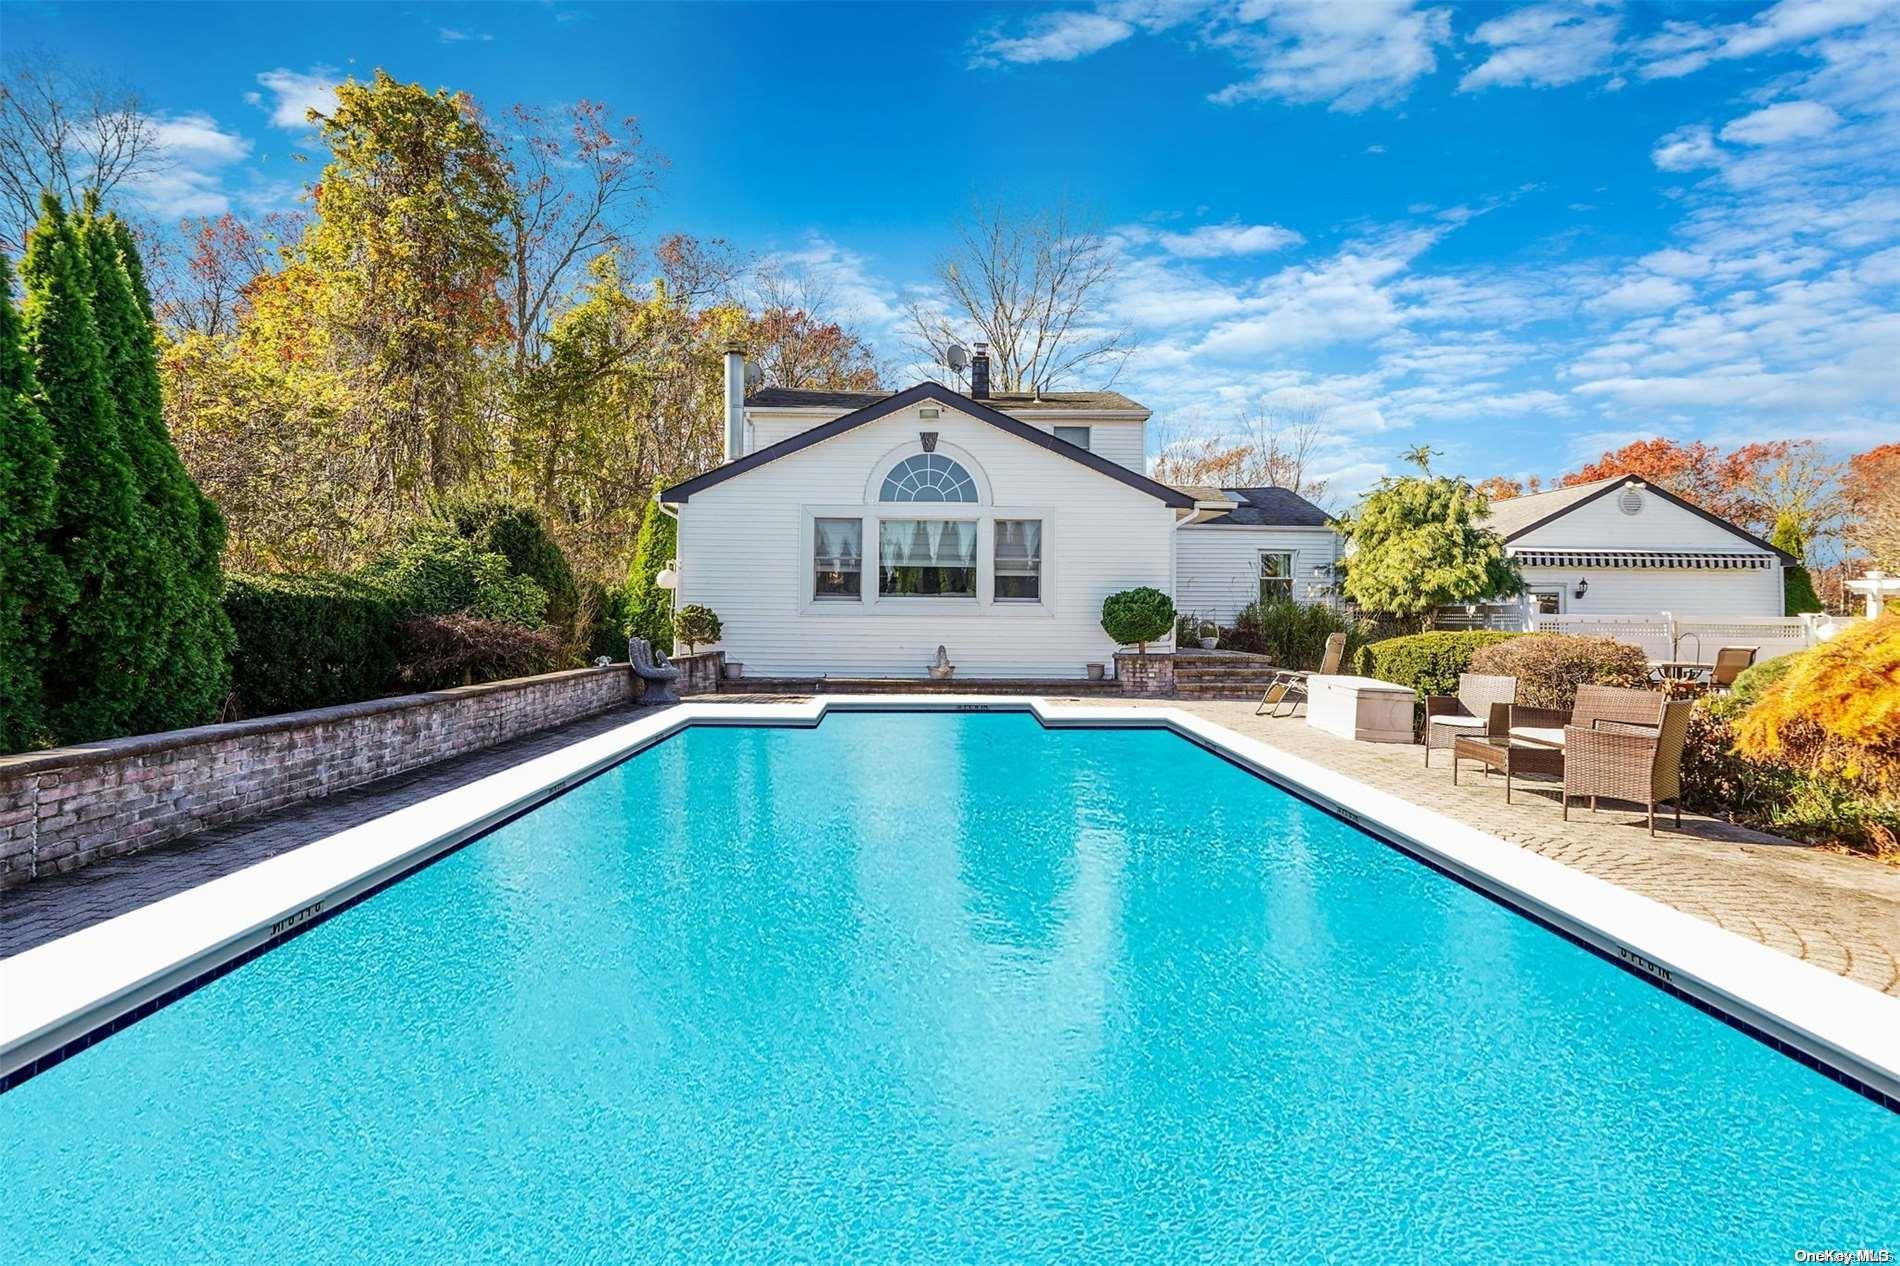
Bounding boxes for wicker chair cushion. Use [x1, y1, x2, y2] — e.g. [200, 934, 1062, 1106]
[1508, 726, 1566, 748]
[1428, 714, 1488, 728]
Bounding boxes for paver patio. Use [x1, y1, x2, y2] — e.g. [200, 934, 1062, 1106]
[3, 693, 1896, 1000]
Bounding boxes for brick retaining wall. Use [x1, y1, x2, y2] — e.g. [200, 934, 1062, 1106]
[0, 666, 642, 890]
[671, 650, 726, 696]
[1114, 652, 1176, 695]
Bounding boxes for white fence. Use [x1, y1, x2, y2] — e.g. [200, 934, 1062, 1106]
[1525, 613, 1859, 663]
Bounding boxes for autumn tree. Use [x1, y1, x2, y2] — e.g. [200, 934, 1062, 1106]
[1150, 400, 1331, 504]
[749, 263, 881, 391]
[1472, 474, 1543, 501]
[1564, 438, 1791, 533]
[0, 252, 62, 751]
[906, 198, 1130, 393]
[1844, 443, 1900, 571]
[303, 70, 515, 498]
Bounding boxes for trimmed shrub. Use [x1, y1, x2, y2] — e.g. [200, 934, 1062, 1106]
[362, 527, 549, 628]
[1726, 654, 1794, 710]
[580, 578, 632, 662]
[393, 614, 561, 691]
[1224, 598, 1369, 670]
[1353, 630, 1521, 698]
[624, 491, 676, 647]
[1101, 587, 1175, 653]
[1466, 634, 1649, 709]
[434, 493, 580, 634]
[673, 603, 722, 652]
[224, 572, 401, 716]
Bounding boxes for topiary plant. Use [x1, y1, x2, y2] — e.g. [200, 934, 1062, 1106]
[673, 603, 722, 653]
[1101, 587, 1176, 654]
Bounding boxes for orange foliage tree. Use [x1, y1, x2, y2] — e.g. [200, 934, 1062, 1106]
[1844, 443, 1900, 570]
[1562, 438, 1788, 531]
[1735, 614, 1900, 794]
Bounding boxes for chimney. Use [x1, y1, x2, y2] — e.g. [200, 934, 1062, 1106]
[970, 342, 990, 400]
[723, 340, 746, 462]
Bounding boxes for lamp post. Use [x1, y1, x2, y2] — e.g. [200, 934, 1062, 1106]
[655, 561, 679, 654]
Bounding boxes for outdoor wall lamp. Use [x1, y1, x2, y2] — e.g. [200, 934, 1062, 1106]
[1574, 577, 1589, 600]
[656, 561, 679, 590]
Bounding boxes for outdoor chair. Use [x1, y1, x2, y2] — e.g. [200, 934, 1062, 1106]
[628, 636, 683, 705]
[1256, 633, 1347, 717]
[1422, 673, 1516, 766]
[1562, 699, 1694, 836]
[1708, 646, 1758, 692]
[1508, 684, 1668, 750]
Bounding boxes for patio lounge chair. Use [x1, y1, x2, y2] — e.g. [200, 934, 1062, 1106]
[1708, 645, 1758, 692]
[1507, 684, 1667, 750]
[1422, 673, 1516, 766]
[1562, 698, 1693, 836]
[628, 636, 682, 705]
[1256, 632, 1347, 717]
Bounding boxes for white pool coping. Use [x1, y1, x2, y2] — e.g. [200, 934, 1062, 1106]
[3, 696, 1897, 1105]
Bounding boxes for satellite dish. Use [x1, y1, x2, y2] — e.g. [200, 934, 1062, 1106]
[743, 362, 763, 389]
[943, 343, 969, 373]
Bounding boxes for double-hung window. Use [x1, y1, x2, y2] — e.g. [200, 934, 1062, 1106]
[1053, 425, 1091, 450]
[813, 518, 862, 600]
[1258, 551, 1295, 603]
[879, 519, 977, 597]
[994, 520, 1042, 602]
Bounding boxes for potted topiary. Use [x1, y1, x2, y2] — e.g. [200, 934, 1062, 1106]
[1102, 587, 1177, 655]
[674, 603, 722, 654]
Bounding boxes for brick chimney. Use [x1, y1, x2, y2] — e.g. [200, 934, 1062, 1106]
[723, 340, 745, 462]
[970, 342, 990, 399]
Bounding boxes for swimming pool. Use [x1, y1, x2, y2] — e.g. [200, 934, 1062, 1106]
[2, 710, 1894, 1259]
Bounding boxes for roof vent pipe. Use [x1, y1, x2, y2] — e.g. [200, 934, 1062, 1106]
[970, 342, 990, 400]
[723, 341, 746, 462]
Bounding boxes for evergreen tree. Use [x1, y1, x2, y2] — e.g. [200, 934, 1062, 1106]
[81, 211, 232, 729]
[0, 254, 64, 751]
[1770, 510, 1823, 615]
[18, 193, 143, 742]
[624, 488, 677, 647]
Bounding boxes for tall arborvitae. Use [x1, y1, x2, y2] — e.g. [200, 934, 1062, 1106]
[81, 211, 231, 729]
[624, 486, 677, 647]
[18, 194, 143, 742]
[0, 254, 65, 752]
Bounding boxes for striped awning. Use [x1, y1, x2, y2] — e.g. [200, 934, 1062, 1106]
[1511, 548, 1773, 571]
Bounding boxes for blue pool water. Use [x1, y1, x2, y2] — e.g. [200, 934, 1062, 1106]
[2, 712, 1894, 1260]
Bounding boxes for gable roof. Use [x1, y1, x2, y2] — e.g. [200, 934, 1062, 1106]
[1182, 485, 1333, 528]
[1481, 474, 1795, 563]
[661, 381, 1193, 507]
[744, 385, 1149, 413]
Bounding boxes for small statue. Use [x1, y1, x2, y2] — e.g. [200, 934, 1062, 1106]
[927, 644, 955, 679]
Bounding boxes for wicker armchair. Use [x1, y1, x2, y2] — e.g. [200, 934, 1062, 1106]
[1256, 632, 1347, 717]
[1422, 673, 1516, 766]
[1562, 699, 1693, 836]
[1509, 684, 1668, 749]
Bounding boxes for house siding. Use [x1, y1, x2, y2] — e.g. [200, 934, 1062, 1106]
[1509, 488, 1782, 616]
[1175, 526, 1339, 625]
[675, 403, 1175, 678]
[747, 411, 1148, 472]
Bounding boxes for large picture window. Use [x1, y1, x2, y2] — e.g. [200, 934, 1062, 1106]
[880, 454, 979, 502]
[879, 519, 977, 597]
[813, 517, 862, 600]
[994, 519, 1042, 602]
[1258, 551, 1294, 603]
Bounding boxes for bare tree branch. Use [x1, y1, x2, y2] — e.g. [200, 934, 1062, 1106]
[0, 59, 168, 252]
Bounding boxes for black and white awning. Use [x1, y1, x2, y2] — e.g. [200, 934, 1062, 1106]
[1510, 548, 1773, 571]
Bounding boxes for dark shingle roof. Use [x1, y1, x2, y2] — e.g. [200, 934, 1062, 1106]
[1477, 476, 1622, 538]
[746, 386, 1147, 413]
[1197, 485, 1332, 528]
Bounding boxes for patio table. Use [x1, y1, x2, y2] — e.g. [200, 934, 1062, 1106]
[1649, 660, 1711, 683]
[1451, 733, 1565, 804]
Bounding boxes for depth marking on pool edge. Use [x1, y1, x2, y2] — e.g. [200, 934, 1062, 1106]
[268, 901, 324, 937]
[1615, 946, 1675, 985]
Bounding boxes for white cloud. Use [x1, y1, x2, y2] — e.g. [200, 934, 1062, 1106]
[1638, 0, 1890, 78]
[1719, 99, 1842, 144]
[973, 11, 1135, 64]
[119, 112, 252, 220]
[1589, 274, 1696, 313]
[1652, 124, 1723, 172]
[1156, 221, 1304, 257]
[1211, 0, 1453, 112]
[252, 66, 340, 130]
[1459, 2, 1620, 91]
[438, 28, 495, 44]
[1639, 249, 1713, 279]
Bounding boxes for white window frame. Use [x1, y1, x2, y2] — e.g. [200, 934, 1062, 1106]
[1053, 425, 1091, 451]
[797, 505, 1056, 617]
[1258, 550, 1295, 604]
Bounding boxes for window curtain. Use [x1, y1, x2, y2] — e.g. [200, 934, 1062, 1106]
[880, 519, 978, 568]
[815, 518, 861, 566]
[995, 520, 1041, 572]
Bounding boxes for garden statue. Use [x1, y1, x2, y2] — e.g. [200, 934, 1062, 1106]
[927, 645, 955, 679]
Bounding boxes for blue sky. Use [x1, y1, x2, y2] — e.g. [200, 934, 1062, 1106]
[7, 0, 1897, 494]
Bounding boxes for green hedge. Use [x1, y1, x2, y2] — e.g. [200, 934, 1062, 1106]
[1353, 630, 1523, 697]
[224, 573, 401, 716]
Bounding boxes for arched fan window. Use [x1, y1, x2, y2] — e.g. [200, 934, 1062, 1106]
[879, 454, 979, 502]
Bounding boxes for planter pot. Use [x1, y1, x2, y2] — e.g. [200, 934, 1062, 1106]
[1086, 663, 1106, 681]
[1199, 636, 1220, 650]
[723, 662, 744, 681]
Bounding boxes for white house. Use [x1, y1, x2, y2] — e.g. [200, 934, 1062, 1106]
[658, 344, 1334, 679]
[1474, 475, 1793, 618]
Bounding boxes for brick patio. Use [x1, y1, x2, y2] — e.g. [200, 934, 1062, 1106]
[4, 693, 1897, 1000]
